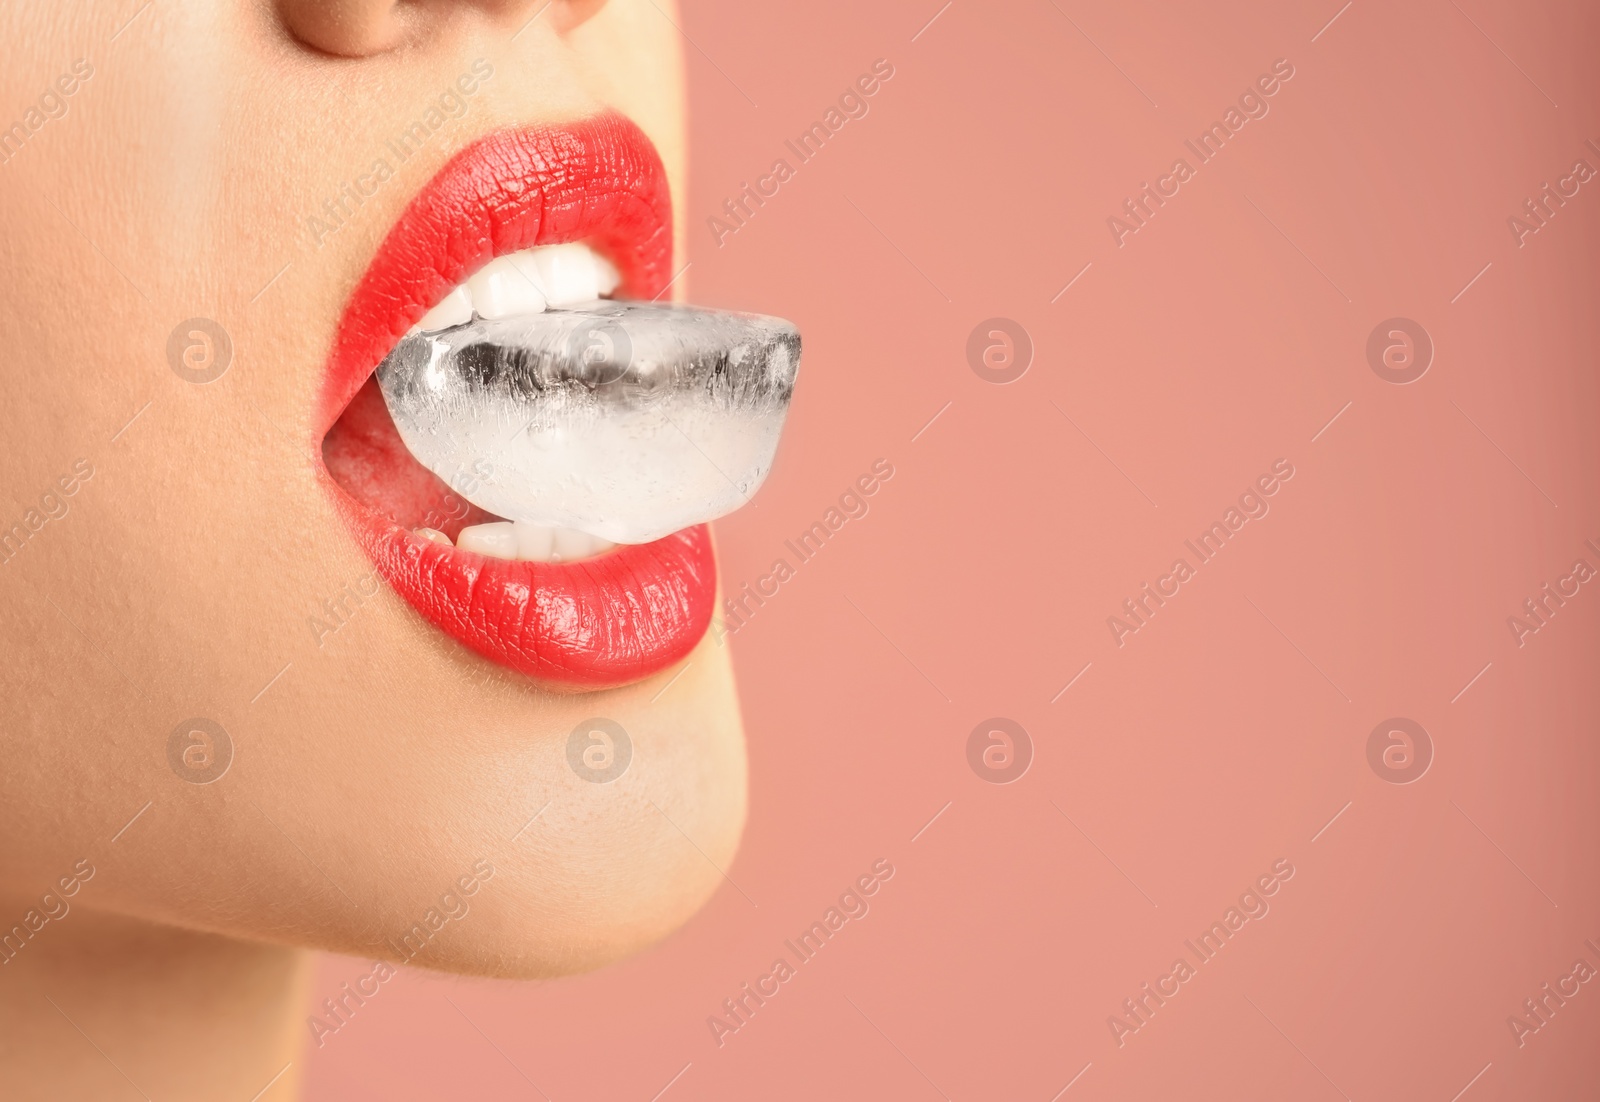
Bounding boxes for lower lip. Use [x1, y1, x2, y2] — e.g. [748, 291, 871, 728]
[317, 117, 717, 690]
[334, 502, 717, 688]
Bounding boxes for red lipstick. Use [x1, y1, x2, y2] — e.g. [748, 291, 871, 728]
[317, 114, 716, 690]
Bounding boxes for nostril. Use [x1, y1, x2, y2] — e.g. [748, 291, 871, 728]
[277, 0, 416, 58]
[278, 0, 609, 57]
[543, 0, 611, 34]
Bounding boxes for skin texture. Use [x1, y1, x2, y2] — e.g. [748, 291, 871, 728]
[0, 1, 743, 1096]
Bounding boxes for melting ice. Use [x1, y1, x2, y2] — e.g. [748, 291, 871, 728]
[375, 301, 800, 545]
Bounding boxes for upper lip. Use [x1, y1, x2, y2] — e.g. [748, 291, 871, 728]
[316, 113, 718, 691]
[316, 113, 675, 437]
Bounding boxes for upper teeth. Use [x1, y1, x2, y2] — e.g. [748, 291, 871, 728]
[411, 243, 622, 334]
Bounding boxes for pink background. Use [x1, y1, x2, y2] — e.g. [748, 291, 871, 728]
[306, 1, 1600, 1098]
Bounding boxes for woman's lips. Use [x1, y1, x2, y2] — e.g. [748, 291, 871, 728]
[315, 114, 673, 435]
[317, 114, 717, 690]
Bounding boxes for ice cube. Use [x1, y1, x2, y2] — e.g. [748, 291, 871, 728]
[375, 301, 800, 545]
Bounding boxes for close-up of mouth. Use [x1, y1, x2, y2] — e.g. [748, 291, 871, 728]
[318, 114, 799, 690]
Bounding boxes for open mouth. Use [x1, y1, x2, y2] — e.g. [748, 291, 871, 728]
[317, 115, 797, 690]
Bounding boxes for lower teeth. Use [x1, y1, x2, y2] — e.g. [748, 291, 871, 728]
[422, 519, 617, 563]
[377, 300, 800, 546]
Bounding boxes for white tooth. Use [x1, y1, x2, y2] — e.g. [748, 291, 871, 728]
[456, 521, 518, 560]
[550, 527, 592, 562]
[514, 521, 555, 562]
[414, 527, 454, 547]
[594, 252, 621, 297]
[531, 243, 602, 306]
[467, 256, 547, 320]
[505, 251, 551, 302]
[547, 527, 616, 562]
[411, 286, 472, 333]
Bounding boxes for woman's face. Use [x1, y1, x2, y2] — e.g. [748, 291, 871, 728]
[0, 0, 746, 976]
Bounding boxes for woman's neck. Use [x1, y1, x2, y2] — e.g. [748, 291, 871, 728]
[0, 903, 308, 1100]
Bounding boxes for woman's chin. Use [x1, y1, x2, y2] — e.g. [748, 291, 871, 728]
[68, 627, 747, 981]
[308, 631, 748, 979]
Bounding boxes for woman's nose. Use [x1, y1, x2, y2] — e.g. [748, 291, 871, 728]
[278, 0, 608, 57]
